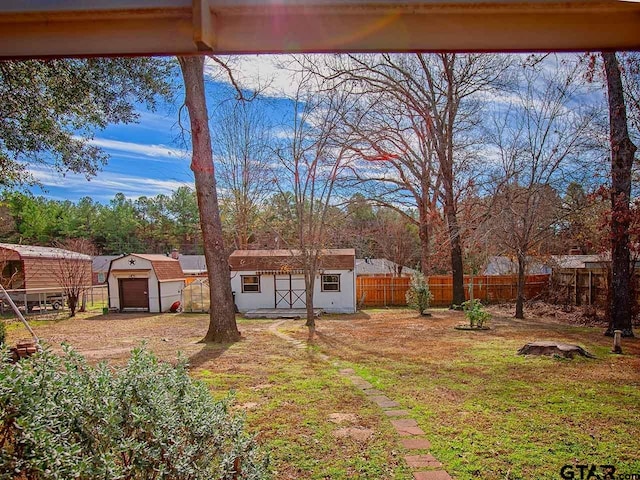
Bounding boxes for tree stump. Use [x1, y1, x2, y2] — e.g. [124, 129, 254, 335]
[517, 341, 595, 359]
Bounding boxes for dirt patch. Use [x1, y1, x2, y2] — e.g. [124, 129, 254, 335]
[332, 427, 374, 441]
[328, 413, 359, 424]
[490, 301, 612, 328]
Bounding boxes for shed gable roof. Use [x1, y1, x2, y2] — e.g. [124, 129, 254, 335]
[108, 254, 185, 282]
[0, 243, 92, 261]
[229, 249, 355, 271]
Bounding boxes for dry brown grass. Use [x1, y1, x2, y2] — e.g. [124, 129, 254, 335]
[4, 307, 640, 479]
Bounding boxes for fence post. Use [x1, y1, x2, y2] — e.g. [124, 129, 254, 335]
[588, 270, 592, 306]
[383, 281, 387, 307]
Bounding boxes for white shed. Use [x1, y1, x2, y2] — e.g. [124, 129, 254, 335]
[107, 254, 185, 313]
[229, 249, 356, 314]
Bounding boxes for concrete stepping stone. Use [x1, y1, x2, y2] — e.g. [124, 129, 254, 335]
[384, 409, 411, 417]
[363, 388, 385, 396]
[370, 395, 401, 408]
[350, 378, 374, 389]
[401, 438, 432, 449]
[391, 418, 426, 436]
[339, 368, 355, 375]
[405, 454, 443, 468]
[413, 471, 452, 480]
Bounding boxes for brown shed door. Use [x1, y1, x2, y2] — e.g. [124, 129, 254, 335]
[119, 278, 149, 310]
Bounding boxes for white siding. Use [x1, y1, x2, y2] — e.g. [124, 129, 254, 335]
[230, 271, 275, 312]
[231, 269, 355, 314]
[108, 256, 153, 311]
[314, 269, 356, 314]
[160, 280, 184, 312]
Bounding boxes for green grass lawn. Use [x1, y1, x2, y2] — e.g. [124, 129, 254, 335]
[4, 308, 639, 479]
[294, 309, 640, 480]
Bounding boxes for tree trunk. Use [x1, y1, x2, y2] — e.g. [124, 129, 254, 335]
[178, 56, 240, 343]
[79, 291, 87, 313]
[418, 210, 431, 275]
[515, 251, 526, 319]
[304, 270, 316, 332]
[68, 294, 78, 317]
[602, 51, 637, 338]
[444, 197, 465, 307]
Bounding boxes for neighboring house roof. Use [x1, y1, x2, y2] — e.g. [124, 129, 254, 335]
[355, 258, 417, 276]
[178, 255, 207, 275]
[0, 242, 92, 261]
[483, 256, 551, 275]
[549, 254, 608, 269]
[229, 249, 356, 271]
[108, 254, 185, 282]
[92, 255, 119, 272]
[483, 254, 614, 275]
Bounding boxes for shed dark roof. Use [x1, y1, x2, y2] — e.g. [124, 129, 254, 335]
[93, 255, 119, 272]
[0, 243, 92, 261]
[355, 258, 417, 276]
[178, 255, 207, 274]
[229, 249, 355, 271]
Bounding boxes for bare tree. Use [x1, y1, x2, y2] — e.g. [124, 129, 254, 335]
[272, 72, 352, 333]
[53, 239, 93, 317]
[212, 100, 273, 250]
[178, 56, 240, 342]
[602, 51, 638, 337]
[316, 53, 510, 306]
[373, 209, 421, 275]
[485, 56, 598, 319]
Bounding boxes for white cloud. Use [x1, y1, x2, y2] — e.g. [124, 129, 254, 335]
[204, 55, 305, 98]
[85, 138, 190, 161]
[270, 126, 295, 139]
[29, 166, 193, 201]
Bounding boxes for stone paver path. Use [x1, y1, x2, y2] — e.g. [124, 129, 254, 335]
[270, 321, 453, 480]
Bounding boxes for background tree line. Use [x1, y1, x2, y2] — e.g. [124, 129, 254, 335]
[1, 52, 638, 336]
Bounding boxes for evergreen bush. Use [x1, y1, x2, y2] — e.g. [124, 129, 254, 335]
[406, 272, 433, 315]
[0, 345, 270, 480]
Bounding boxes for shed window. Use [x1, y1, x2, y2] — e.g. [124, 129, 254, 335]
[321, 274, 340, 292]
[241, 275, 260, 293]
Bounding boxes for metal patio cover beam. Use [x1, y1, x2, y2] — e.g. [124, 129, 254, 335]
[1, 0, 639, 58]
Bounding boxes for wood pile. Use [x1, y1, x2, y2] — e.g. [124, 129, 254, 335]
[10, 341, 39, 362]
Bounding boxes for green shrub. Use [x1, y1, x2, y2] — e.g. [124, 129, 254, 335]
[0, 345, 270, 480]
[0, 321, 5, 346]
[462, 299, 491, 327]
[406, 272, 433, 315]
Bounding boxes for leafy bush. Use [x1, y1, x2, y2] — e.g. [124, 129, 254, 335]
[462, 299, 491, 328]
[0, 345, 270, 480]
[406, 272, 433, 315]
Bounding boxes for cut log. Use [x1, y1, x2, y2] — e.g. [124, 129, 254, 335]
[517, 341, 595, 359]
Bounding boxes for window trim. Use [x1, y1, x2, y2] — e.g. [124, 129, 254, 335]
[241, 275, 261, 293]
[321, 274, 340, 292]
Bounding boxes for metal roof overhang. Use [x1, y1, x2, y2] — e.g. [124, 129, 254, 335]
[0, 0, 639, 59]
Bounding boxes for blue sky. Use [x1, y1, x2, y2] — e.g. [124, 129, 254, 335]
[28, 55, 296, 203]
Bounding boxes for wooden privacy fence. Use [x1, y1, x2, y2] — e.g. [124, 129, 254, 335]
[356, 274, 550, 307]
